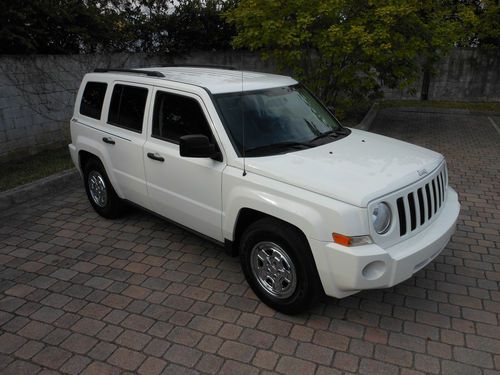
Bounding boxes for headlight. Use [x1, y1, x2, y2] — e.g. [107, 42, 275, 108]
[372, 202, 391, 234]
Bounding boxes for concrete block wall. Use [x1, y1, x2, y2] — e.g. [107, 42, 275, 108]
[0, 51, 273, 162]
[0, 49, 498, 162]
[429, 49, 500, 101]
[0, 54, 165, 161]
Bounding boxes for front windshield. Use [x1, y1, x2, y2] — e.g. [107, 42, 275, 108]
[214, 85, 347, 156]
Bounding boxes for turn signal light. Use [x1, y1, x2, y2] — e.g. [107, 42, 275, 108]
[332, 233, 352, 246]
[332, 233, 373, 247]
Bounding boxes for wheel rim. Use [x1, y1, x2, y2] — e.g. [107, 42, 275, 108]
[250, 241, 297, 299]
[88, 170, 108, 208]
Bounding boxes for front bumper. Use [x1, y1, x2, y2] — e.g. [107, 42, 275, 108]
[310, 187, 460, 298]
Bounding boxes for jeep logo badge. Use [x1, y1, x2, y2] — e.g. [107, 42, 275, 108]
[417, 169, 428, 176]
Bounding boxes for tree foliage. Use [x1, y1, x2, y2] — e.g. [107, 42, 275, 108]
[0, 0, 132, 54]
[137, 0, 237, 54]
[226, 0, 479, 109]
[471, 0, 500, 49]
[0, 0, 236, 55]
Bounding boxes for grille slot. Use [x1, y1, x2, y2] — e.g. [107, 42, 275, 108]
[395, 164, 447, 238]
[408, 193, 417, 231]
[417, 188, 425, 225]
[397, 198, 407, 236]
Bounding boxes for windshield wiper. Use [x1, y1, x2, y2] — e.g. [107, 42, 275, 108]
[245, 141, 313, 155]
[309, 127, 350, 143]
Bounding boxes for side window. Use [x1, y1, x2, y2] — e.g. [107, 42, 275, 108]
[152, 91, 213, 143]
[80, 81, 107, 120]
[108, 84, 148, 133]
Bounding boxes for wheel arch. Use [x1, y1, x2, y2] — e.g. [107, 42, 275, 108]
[77, 146, 124, 198]
[229, 207, 313, 257]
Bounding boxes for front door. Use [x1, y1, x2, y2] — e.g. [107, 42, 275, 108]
[143, 88, 225, 241]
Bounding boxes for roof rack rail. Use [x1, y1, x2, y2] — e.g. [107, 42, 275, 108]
[93, 68, 165, 77]
[165, 64, 236, 70]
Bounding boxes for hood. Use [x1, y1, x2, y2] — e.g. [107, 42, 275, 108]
[245, 128, 444, 207]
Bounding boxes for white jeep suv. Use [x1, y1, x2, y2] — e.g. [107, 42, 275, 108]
[69, 66, 460, 314]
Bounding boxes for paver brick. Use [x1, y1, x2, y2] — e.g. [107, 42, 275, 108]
[61, 333, 98, 354]
[253, 349, 279, 370]
[441, 360, 482, 375]
[138, 356, 167, 375]
[359, 358, 399, 375]
[107, 347, 145, 371]
[218, 323, 242, 339]
[333, 352, 359, 372]
[219, 340, 256, 362]
[257, 317, 292, 336]
[188, 315, 223, 335]
[164, 344, 202, 367]
[276, 355, 316, 375]
[1, 108, 499, 374]
[32, 346, 72, 369]
[196, 353, 224, 374]
[120, 313, 154, 332]
[59, 354, 92, 374]
[71, 317, 105, 336]
[0, 333, 27, 354]
[296, 342, 334, 365]
[14, 340, 44, 359]
[115, 329, 152, 350]
[31, 306, 63, 323]
[197, 335, 223, 354]
[88, 341, 116, 361]
[312, 330, 350, 351]
[375, 344, 413, 367]
[3, 360, 41, 375]
[219, 359, 259, 375]
[144, 338, 170, 357]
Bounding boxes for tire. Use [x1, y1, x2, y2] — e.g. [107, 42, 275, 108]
[83, 158, 124, 219]
[239, 218, 323, 314]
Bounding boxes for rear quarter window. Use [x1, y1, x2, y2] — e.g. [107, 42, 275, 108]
[80, 81, 107, 120]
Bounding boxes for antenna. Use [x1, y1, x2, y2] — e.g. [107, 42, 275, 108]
[241, 60, 247, 177]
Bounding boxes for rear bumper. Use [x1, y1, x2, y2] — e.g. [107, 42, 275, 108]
[310, 187, 460, 298]
[68, 144, 80, 174]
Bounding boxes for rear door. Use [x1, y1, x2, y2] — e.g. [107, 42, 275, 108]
[143, 87, 225, 241]
[101, 81, 152, 208]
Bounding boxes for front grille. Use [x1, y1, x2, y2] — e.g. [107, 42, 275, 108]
[396, 164, 448, 237]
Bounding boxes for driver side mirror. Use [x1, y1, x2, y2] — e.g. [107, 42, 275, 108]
[179, 134, 220, 160]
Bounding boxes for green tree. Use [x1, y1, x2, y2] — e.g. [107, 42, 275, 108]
[0, 0, 137, 54]
[226, 0, 475, 111]
[472, 0, 500, 49]
[136, 0, 237, 54]
[0, 0, 237, 55]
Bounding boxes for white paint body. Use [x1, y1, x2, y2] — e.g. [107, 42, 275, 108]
[69, 68, 460, 298]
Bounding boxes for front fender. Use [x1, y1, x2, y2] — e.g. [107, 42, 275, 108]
[222, 166, 369, 242]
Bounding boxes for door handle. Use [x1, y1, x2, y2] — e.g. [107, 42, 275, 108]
[147, 152, 165, 162]
[102, 137, 115, 145]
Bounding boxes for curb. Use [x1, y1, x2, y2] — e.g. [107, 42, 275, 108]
[378, 106, 500, 117]
[355, 102, 379, 131]
[0, 169, 80, 211]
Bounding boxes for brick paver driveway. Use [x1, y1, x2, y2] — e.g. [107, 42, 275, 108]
[0, 108, 499, 374]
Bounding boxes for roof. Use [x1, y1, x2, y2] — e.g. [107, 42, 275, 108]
[137, 67, 298, 94]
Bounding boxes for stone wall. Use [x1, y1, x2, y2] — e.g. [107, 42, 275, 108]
[0, 49, 498, 161]
[0, 51, 275, 161]
[0, 54, 163, 161]
[429, 49, 500, 101]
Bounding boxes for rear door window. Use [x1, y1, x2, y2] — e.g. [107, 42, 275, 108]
[108, 84, 148, 133]
[80, 81, 107, 120]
